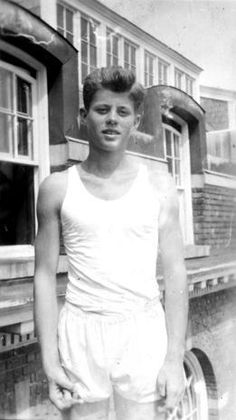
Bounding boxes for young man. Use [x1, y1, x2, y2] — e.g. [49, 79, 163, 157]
[34, 67, 188, 420]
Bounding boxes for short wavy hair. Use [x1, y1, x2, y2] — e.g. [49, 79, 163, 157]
[83, 66, 145, 111]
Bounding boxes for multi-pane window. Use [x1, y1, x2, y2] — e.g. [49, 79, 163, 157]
[175, 68, 183, 90]
[0, 64, 36, 245]
[0, 67, 34, 161]
[185, 75, 194, 96]
[106, 29, 119, 67]
[81, 16, 98, 82]
[158, 59, 169, 85]
[57, 3, 74, 44]
[124, 40, 136, 74]
[163, 126, 182, 186]
[144, 51, 155, 87]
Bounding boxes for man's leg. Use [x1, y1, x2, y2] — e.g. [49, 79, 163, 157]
[62, 400, 110, 420]
[114, 393, 166, 420]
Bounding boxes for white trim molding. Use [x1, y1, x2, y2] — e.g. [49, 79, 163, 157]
[192, 171, 236, 190]
[200, 85, 236, 101]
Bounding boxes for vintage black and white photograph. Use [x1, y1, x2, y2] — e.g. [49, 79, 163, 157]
[0, 0, 236, 419]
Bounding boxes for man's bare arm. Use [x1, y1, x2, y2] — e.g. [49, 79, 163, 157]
[34, 173, 77, 410]
[157, 175, 188, 411]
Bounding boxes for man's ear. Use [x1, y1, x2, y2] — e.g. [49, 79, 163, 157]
[134, 113, 141, 130]
[80, 107, 88, 124]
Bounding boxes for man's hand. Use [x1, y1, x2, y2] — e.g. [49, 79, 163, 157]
[157, 358, 185, 414]
[46, 365, 84, 411]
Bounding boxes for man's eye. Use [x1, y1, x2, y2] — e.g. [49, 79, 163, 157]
[118, 109, 129, 116]
[96, 107, 108, 114]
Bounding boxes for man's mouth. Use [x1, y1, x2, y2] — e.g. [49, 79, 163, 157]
[102, 129, 120, 135]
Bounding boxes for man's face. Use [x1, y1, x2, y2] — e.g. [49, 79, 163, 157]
[82, 88, 140, 153]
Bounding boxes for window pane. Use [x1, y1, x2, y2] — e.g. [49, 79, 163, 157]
[174, 134, 180, 157]
[186, 76, 193, 95]
[175, 159, 181, 178]
[124, 43, 129, 63]
[144, 73, 148, 87]
[113, 36, 118, 56]
[66, 32, 73, 44]
[58, 27, 64, 36]
[131, 65, 136, 75]
[89, 21, 96, 46]
[165, 129, 172, 156]
[17, 77, 32, 116]
[66, 9, 73, 33]
[175, 70, 182, 89]
[145, 55, 148, 73]
[167, 157, 173, 175]
[81, 41, 88, 63]
[0, 162, 35, 245]
[81, 18, 88, 41]
[150, 57, 153, 73]
[90, 45, 97, 67]
[0, 68, 13, 110]
[131, 46, 136, 66]
[82, 63, 88, 81]
[0, 113, 13, 153]
[175, 159, 181, 185]
[17, 118, 32, 157]
[57, 4, 64, 28]
[163, 67, 167, 83]
[106, 34, 111, 54]
[107, 54, 111, 67]
[113, 56, 118, 66]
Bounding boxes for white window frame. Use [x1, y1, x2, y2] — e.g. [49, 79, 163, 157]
[158, 58, 169, 85]
[163, 118, 194, 244]
[0, 41, 50, 257]
[124, 39, 137, 74]
[57, 2, 75, 44]
[144, 50, 155, 88]
[163, 125, 183, 188]
[0, 61, 37, 165]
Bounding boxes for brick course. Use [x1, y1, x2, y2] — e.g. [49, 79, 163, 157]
[192, 185, 236, 249]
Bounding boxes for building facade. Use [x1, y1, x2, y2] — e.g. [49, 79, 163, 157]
[0, 1, 236, 419]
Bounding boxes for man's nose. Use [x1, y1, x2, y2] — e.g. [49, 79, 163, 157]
[106, 109, 118, 125]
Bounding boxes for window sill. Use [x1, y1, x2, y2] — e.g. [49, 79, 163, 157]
[192, 171, 236, 189]
[184, 244, 210, 259]
[0, 247, 68, 280]
[0, 245, 35, 262]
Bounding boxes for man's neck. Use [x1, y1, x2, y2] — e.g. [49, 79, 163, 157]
[83, 147, 133, 178]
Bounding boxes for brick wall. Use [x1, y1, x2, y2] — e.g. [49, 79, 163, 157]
[192, 185, 236, 249]
[0, 343, 48, 416]
[189, 287, 236, 420]
[200, 97, 229, 131]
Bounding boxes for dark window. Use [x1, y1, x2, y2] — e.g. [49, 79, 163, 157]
[0, 162, 35, 245]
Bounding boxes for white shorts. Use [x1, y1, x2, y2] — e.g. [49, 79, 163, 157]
[58, 299, 167, 403]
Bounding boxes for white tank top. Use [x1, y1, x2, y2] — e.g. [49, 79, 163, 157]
[61, 164, 161, 315]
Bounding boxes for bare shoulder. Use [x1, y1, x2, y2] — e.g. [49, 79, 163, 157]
[37, 169, 68, 215]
